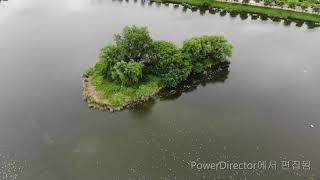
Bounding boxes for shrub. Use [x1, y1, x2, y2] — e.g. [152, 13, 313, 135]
[99, 44, 122, 78]
[152, 41, 192, 87]
[114, 26, 154, 63]
[110, 61, 144, 86]
[182, 35, 233, 72]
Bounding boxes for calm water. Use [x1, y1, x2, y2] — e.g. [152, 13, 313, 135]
[0, 0, 320, 179]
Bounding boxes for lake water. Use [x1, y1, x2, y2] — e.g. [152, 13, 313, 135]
[0, 0, 319, 179]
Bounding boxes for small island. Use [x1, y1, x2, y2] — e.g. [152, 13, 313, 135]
[82, 26, 233, 112]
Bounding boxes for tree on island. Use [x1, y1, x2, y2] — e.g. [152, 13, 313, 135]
[83, 26, 233, 111]
[97, 26, 232, 88]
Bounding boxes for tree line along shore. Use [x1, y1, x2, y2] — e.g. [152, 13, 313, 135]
[151, 0, 320, 23]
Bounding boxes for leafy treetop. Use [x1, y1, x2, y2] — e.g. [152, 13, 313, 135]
[97, 26, 233, 87]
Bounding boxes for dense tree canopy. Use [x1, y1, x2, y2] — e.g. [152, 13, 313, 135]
[181, 36, 233, 73]
[152, 41, 192, 87]
[182, 36, 233, 69]
[98, 26, 233, 88]
[114, 26, 154, 63]
[99, 44, 122, 78]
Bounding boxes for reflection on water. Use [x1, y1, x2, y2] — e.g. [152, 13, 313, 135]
[131, 62, 230, 113]
[159, 62, 230, 101]
[220, 9, 228, 17]
[230, 11, 239, 18]
[239, 12, 249, 20]
[284, 19, 292, 26]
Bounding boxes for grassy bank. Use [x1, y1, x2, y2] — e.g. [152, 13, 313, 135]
[152, 0, 320, 23]
[83, 61, 162, 111]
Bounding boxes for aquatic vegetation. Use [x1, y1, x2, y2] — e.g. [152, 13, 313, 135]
[82, 26, 233, 111]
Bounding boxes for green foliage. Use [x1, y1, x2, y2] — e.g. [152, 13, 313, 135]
[152, 41, 192, 87]
[99, 44, 122, 78]
[91, 62, 161, 108]
[193, 63, 206, 73]
[99, 26, 154, 86]
[110, 61, 144, 86]
[94, 26, 233, 89]
[85, 26, 234, 108]
[84, 66, 94, 77]
[114, 26, 154, 63]
[182, 35, 233, 72]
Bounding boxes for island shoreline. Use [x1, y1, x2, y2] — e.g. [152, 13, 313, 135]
[82, 62, 229, 112]
[82, 71, 162, 112]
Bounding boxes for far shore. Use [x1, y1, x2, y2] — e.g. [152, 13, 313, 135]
[151, 0, 320, 23]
